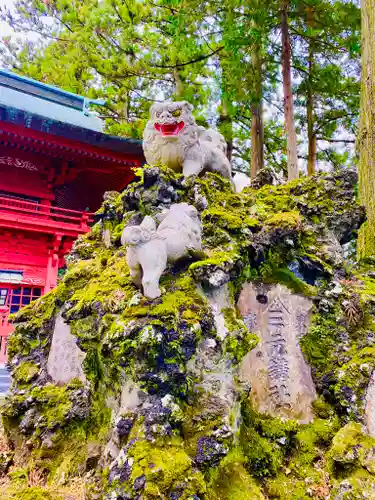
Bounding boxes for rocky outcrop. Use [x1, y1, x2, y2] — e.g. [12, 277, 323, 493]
[2, 166, 375, 499]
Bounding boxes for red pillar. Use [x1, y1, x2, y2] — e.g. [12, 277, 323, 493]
[45, 235, 62, 292]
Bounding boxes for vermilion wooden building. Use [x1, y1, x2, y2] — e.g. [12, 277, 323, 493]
[0, 69, 144, 368]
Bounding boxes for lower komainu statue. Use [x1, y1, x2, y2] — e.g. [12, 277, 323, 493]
[121, 203, 202, 299]
[143, 101, 232, 180]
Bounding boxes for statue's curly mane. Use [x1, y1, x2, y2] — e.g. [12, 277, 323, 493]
[142, 100, 232, 182]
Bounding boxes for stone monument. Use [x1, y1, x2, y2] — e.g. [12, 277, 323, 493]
[143, 101, 232, 180]
[365, 371, 375, 437]
[238, 283, 316, 423]
[47, 313, 86, 385]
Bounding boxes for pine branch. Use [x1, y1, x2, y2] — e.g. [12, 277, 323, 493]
[315, 112, 357, 133]
[289, 26, 346, 53]
[317, 137, 355, 144]
[152, 46, 223, 68]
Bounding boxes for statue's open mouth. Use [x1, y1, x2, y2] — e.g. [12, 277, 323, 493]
[154, 121, 185, 136]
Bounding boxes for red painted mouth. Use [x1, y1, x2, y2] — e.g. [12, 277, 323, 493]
[154, 121, 185, 136]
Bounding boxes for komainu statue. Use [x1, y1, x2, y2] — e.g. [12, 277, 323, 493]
[121, 203, 202, 299]
[143, 101, 232, 180]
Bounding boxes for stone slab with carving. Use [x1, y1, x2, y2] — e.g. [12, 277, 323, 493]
[143, 101, 232, 180]
[121, 203, 202, 299]
[365, 371, 375, 437]
[238, 283, 316, 423]
[47, 313, 86, 385]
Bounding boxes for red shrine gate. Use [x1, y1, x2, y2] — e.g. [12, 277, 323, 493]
[0, 77, 144, 364]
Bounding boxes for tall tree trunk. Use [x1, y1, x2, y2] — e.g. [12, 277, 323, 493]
[281, 0, 299, 181]
[219, 96, 233, 162]
[307, 41, 316, 176]
[358, 0, 375, 259]
[218, 55, 234, 163]
[250, 45, 264, 179]
[174, 68, 184, 98]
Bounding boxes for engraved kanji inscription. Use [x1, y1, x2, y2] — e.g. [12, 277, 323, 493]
[238, 283, 316, 423]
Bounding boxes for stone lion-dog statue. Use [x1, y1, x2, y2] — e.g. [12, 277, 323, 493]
[143, 101, 232, 180]
[121, 203, 202, 299]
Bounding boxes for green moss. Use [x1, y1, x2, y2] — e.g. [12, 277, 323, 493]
[265, 211, 302, 228]
[150, 289, 200, 323]
[30, 384, 74, 430]
[206, 448, 265, 499]
[67, 229, 104, 262]
[203, 207, 260, 233]
[43, 429, 88, 481]
[222, 308, 259, 362]
[239, 402, 341, 498]
[312, 397, 336, 419]
[7, 291, 57, 360]
[240, 402, 298, 478]
[300, 312, 342, 378]
[124, 438, 205, 498]
[329, 423, 375, 472]
[123, 273, 208, 328]
[241, 424, 284, 477]
[2, 393, 27, 418]
[13, 362, 39, 384]
[264, 418, 339, 499]
[356, 274, 375, 303]
[330, 469, 375, 499]
[266, 267, 317, 296]
[333, 346, 375, 419]
[266, 473, 319, 499]
[65, 252, 134, 318]
[189, 250, 239, 271]
[2, 486, 59, 500]
[225, 330, 259, 362]
[182, 393, 231, 458]
[203, 208, 245, 230]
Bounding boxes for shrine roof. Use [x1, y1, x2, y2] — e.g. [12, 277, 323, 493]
[0, 69, 105, 131]
[0, 69, 143, 159]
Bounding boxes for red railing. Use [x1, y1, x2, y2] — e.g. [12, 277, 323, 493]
[0, 196, 95, 230]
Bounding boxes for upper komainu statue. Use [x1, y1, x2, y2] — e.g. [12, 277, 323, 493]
[143, 101, 232, 180]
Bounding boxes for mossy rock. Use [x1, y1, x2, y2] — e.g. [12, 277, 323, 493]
[206, 449, 265, 499]
[2, 165, 373, 498]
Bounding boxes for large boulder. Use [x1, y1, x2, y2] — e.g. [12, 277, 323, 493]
[2, 166, 375, 499]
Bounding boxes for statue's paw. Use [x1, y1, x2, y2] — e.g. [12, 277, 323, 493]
[143, 284, 162, 300]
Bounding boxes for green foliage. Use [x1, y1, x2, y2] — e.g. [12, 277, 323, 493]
[0, 0, 360, 174]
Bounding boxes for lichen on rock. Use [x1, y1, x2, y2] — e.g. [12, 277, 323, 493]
[2, 165, 375, 499]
